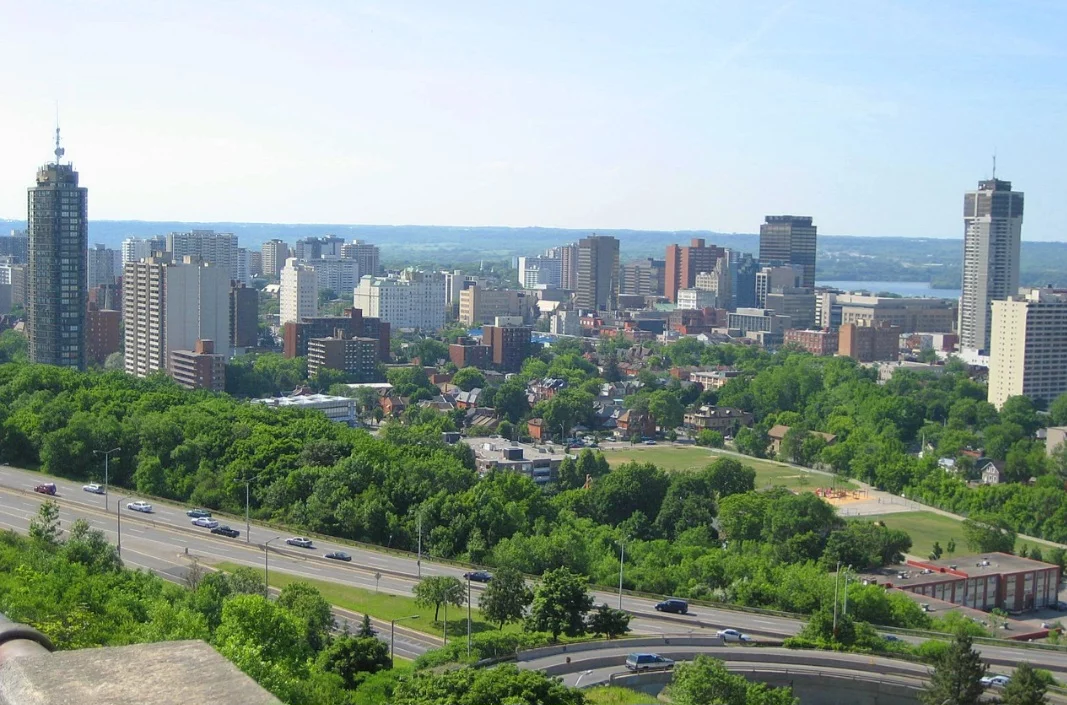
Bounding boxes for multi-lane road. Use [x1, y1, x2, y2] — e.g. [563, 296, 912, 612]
[2, 463, 1067, 676]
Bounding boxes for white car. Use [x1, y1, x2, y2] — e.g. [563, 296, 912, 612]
[82, 483, 106, 495]
[981, 675, 1010, 688]
[126, 500, 153, 513]
[717, 628, 749, 642]
[191, 516, 219, 529]
[286, 537, 314, 548]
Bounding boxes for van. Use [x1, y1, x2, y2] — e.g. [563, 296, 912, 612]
[655, 598, 689, 614]
[625, 653, 675, 672]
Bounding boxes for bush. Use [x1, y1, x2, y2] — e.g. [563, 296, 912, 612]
[413, 631, 555, 669]
[696, 430, 725, 448]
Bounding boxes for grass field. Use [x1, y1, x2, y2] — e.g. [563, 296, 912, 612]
[854, 510, 999, 559]
[214, 561, 512, 639]
[601, 444, 856, 491]
[584, 686, 659, 705]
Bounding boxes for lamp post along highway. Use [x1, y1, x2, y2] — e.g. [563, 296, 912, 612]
[617, 537, 628, 609]
[116, 497, 130, 557]
[417, 512, 422, 578]
[93, 447, 121, 511]
[244, 480, 251, 544]
[263, 536, 282, 597]
[467, 575, 472, 657]
[390, 615, 419, 667]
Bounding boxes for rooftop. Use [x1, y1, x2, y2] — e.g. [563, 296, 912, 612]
[912, 552, 1059, 576]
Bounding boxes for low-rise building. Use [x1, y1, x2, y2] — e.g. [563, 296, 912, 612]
[449, 337, 492, 369]
[307, 334, 381, 381]
[616, 409, 655, 438]
[838, 321, 901, 362]
[253, 393, 357, 424]
[1046, 426, 1067, 456]
[767, 424, 836, 456]
[169, 339, 226, 392]
[784, 329, 838, 356]
[471, 440, 569, 486]
[682, 406, 754, 434]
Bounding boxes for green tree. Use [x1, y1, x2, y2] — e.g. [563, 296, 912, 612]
[696, 429, 725, 448]
[931, 541, 943, 560]
[29, 499, 61, 546]
[492, 380, 530, 423]
[705, 457, 756, 497]
[1000, 662, 1049, 705]
[317, 635, 390, 689]
[413, 575, 466, 622]
[586, 603, 631, 638]
[962, 514, 1016, 553]
[1049, 392, 1067, 427]
[921, 631, 987, 705]
[669, 654, 798, 705]
[391, 664, 583, 705]
[452, 367, 486, 392]
[647, 389, 684, 431]
[525, 567, 594, 641]
[734, 426, 769, 458]
[277, 581, 335, 652]
[478, 566, 533, 630]
[214, 593, 311, 673]
[358, 613, 376, 638]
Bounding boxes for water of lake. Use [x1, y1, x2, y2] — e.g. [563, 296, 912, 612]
[817, 280, 961, 300]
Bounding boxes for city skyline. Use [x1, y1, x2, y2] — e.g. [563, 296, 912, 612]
[1, 2, 1065, 240]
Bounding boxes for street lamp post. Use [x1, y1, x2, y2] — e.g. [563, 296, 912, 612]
[467, 575, 472, 657]
[116, 497, 130, 557]
[93, 447, 121, 511]
[264, 536, 282, 597]
[416, 511, 423, 578]
[244, 479, 251, 544]
[617, 537, 628, 609]
[390, 615, 419, 667]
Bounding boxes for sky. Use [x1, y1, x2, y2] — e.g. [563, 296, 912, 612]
[1, 1, 1065, 239]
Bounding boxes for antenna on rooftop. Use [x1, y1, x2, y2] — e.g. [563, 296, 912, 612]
[992, 149, 996, 180]
[53, 102, 65, 164]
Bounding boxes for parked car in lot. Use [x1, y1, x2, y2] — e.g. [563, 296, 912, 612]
[717, 628, 751, 643]
[211, 525, 240, 538]
[625, 653, 674, 671]
[324, 551, 352, 562]
[643, 439, 657, 445]
[655, 598, 689, 614]
[186, 508, 212, 518]
[464, 570, 493, 583]
[126, 500, 153, 513]
[82, 483, 105, 495]
[33, 483, 57, 495]
[191, 516, 219, 529]
[286, 537, 314, 548]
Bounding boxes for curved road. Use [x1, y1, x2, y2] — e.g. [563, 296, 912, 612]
[3, 464, 1067, 675]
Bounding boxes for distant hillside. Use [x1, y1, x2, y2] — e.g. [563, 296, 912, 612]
[3, 218, 1066, 288]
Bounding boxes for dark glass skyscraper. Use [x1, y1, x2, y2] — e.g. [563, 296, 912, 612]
[758, 215, 817, 289]
[27, 130, 88, 369]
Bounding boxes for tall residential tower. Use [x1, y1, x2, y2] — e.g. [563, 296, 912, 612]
[27, 128, 88, 369]
[575, 235, 619, 312]
[959, 178, 1024, 354]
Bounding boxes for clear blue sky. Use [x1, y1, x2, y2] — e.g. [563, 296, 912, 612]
[1, 1, 1064, 239]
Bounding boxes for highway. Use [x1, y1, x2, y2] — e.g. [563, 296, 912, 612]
[3, 463, 1067, 676]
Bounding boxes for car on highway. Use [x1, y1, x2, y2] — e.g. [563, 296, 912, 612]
[191, 516, 219, 529]
[716, 628, 752, 643]
[643, 439, 657, 445]
[126, 500, 153, 513]
[625, 653, 674, 672]
[186, 508, 212, 518]
[82, 483, 106, 495]
[33, 483, 57, 495]
[464, 570, 493, 583]
[324, 551, 352, 562]
[211, 525, 240, 538]
[980, 675, 1010, 688]
[654, 598, 689, 614]
[286, 536, 314, 548]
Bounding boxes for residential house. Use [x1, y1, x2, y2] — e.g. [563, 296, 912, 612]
[980, 459, 1004, 485]
[528, 377, 567, 404]
[455, 388, 483, 410]
[616, 409, 655, 439]
[690, 368, 742, 391]
[767, 425, 837, 456]
[378, 392, 406, 417]
[527, 417, 547, 441]
[682, 406, 754, 434]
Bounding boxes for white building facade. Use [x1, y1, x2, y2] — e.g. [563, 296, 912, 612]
[354, 270, 446, 330]
[280, 258, 318, 325]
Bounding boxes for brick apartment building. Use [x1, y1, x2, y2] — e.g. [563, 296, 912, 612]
[785, 328, 839, 356]
[283, 307, 389, 362]
[86, 301, 121, 365]
[482, 324, 531, 373]
[838, 322, 901, 362]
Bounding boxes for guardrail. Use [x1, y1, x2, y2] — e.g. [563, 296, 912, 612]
[517, 635, 725, 662]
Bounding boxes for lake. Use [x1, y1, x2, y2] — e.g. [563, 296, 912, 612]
[817, 280, 961, 300]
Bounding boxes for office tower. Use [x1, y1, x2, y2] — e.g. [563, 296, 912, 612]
[167, 230, 239, 281]
[236, 247, 251, 284]
[664, 238, 725, 302]
[733, 252, 759, 309]
[248, 250, 263, 278]
[0, 230, 29, 262]
[621, 258, 666, 297]
[0, 260, 28, 306]
[87, 243, 120, 289]
[279, 257, 318, 325]
[229, 282, 259, 349]
[295, 235, 344, 260]
[123, 257, 230, 378]
[960, 178, 1024, 353]
[546, 243, 579, 290]
[458, 285, 531, 326]
[693, 256, 732, 309]
[518, 255, 563, 289]
[755, 265, 802, 308]
[27, 129, 88, 369]
[759, 216, 817, 289]
[341, 240, 380, 277]
[575, 235, 619, 311]
[282, 307, 389, 361]
[262, 239, 289, 279]
[482, 324, 532, 372]
[765, 288, 817, 329]
[354, 270, 446, 330]
[121, 236, 166, 264]
[988, 288, 1067, 409]
[169, 339, 226, 391]
[305, 256, 360, 295]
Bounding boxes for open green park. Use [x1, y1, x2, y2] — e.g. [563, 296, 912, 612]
[601, 443, 857, 491]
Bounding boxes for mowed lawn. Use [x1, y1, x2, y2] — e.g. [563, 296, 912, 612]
[584, 686, 659, 705]
[601, 444, 856, 491]
[860, 510, 1017, 560]
[214, 561, 513, 639]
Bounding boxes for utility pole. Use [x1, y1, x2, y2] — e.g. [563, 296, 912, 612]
[93, 447, 121, 511]
[842, 566, 851, 618]
[618, 538, 626, 609]
[116, 497, 129, 557]
[467, 576, 472, 657]
[832, 561, 841, 635]
[417, 512, 422, 579]
[244, 480, 251, 544]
